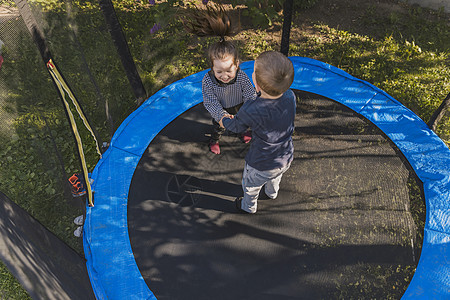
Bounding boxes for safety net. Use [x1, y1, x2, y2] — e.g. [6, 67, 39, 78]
[0, 0, 137, 298]
[0, 0, 449, 299]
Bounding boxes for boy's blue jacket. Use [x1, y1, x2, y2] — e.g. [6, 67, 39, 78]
[222, 89, 296, 171]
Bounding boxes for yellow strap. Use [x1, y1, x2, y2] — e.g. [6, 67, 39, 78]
[47, 60, 102, 157]
[47, 59, 94, 207]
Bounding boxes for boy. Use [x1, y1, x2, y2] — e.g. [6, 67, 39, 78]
[219, 51, 296, 214]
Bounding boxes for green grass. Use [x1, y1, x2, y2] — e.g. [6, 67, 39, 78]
[0, 0, 447, 297]
[0, 263, 31, 299]
[288, 24, 449, 137]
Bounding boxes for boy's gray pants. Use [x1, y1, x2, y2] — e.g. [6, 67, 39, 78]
[241, 162, 291, 213]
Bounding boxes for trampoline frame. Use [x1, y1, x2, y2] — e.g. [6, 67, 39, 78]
[84, 57, 450, 299]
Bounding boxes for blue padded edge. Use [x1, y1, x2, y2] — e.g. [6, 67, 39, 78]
[84, 57, 450, 299]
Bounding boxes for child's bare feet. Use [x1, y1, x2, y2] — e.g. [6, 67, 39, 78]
[241, 130, 252, 144]
[209, 141, 220, 154]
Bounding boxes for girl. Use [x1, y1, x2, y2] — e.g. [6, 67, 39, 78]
[182, 3, 256, 155]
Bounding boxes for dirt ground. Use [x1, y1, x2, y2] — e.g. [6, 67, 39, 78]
[292, 0, 448, 37]
[233, 0, 449, 53]
[295, 0, 405, 35]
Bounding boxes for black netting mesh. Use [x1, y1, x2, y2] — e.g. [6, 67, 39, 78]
[0, 0, 139, 251]
[1, 2, 78, 254]
[0, 1, 428, 298]
[0, 0, 139, 297]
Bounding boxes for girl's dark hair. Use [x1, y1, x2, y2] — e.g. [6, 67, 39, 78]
[181, 3, 239, 66]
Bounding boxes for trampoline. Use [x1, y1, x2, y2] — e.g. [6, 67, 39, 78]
[84, 57, 450, 299]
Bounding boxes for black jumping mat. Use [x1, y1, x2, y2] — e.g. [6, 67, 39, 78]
[128, 90, 423, 299]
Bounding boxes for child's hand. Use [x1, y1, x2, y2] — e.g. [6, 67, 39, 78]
[219, 114, 234, 128]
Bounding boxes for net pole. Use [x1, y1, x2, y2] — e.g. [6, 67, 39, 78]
[281, 0, 294, 56]
[428, 92, 450, 132]
[98, 0, 147, 105]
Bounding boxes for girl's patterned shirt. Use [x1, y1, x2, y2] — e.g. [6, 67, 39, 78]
[202, 68, 256, 122]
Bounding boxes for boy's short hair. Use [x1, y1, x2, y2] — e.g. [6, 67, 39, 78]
[255, 51, 294, 96]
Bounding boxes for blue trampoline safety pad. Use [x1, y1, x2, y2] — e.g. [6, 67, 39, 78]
[84, 57, 450, 299]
